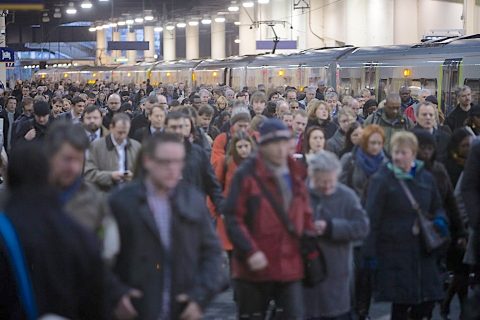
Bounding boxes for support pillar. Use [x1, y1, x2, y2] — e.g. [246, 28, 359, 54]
[345, 0, 368, 46]
[367, 0, 394, 45]
[464, 0, 476, 35]
[144, 26, 155, 62]
[186, 23, 199, 60]
[211, 19, 226, 59]
[163, 28, 176, 61]
[306, 0, 326, 49]
[96, 28, 106, 65]
[127, 30, 137, 64]
[239, 7, 257, 55]
[112, 30, 120, 63]
[394, 0, 418, 44]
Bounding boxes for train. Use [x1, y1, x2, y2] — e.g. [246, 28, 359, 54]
[35, 34, 480, 112]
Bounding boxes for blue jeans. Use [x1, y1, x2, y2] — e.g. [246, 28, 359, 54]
[235, 280, 304, 319]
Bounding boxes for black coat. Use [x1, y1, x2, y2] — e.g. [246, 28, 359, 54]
[108, 181, 224, 320]
[183, 140, 224, 212]
[413, 125, 451, 165]
[129, 113, 149, 138]
[0, 190, 107, 319]
[364, 164, 445, 304]
[461, 140, 480, 264]
[132, 126, 154, 143]
[12, 119, 50, 148]
[0, 109, 20, 151]
[445, 104, 473, 132]
[307, 119, 338, 140]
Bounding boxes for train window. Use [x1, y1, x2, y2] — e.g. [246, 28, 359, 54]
[442, 58, 462, 114]
[464, 79, 480, 105]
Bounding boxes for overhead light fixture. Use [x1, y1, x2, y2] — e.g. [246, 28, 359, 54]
[214, 17, 226, 23]
[66, 2, 77, 14]
[102, 23, 110, 29]
[109, 22, 118, 27]
[126, 19, 134, 25]
[258, 0, 269, 3]
[234, 21, 241, 26]
[154, 26, 163, 32]
[201, 18, 212, 25]
[88, 27, 96, 32]
[145, 15, 154, 21]
[243, 1, 254, 7]
[135, 17, 144, 23]
[98, 0, 109, 2]
[188, 21, 199, 26]
[166, 25, 175, 31]
[117, 21, 126, 26]
[234, 38, 241, 44]
[53, 8, 62, 18]
[176, 22, 186, 28]
[42, 12, 50, 23]
[228, 5, 240, 12]
[95, 25, 103, 30]
[80, 0, 93, 9]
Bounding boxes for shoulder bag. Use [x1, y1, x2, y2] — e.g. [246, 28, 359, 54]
[398, 179, 449, 253]
[251, 173, 327, 287]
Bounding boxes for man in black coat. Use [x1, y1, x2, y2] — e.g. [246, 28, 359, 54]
[413, 102, 450, 164]
[0, 142, 107, 319]
[13, 101, 51, 148]
[108, 132, 223, 320]
[0, 96, 20, 152]
[461, 138, 480, 319]
[129, 95, 159, 138]
[446, 85, 474, 132]
[164, 112, 224, 213]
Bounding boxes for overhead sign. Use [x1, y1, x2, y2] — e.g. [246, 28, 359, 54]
[5, 62, 14, 68]
[0, 0, 44, 10]
[0, 48, 14, 62]
[256, 40, 297, 50]
[108, 41, 149, 51]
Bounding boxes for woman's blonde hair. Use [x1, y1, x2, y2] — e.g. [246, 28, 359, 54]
[390, 131, 418, 155]
[307, 99, 329, 120]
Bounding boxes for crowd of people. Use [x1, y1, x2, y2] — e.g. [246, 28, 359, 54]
[0, 77, 479, 320]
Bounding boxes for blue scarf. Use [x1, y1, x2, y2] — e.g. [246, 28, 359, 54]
[356, 147, 385, 177]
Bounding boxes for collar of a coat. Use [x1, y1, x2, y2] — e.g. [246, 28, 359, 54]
[387, 160, 424, 180]
[105, 134, 132, 151]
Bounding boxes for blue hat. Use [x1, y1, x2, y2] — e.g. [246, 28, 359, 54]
[258, 119, 291, 145]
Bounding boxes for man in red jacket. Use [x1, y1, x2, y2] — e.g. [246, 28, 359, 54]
[225, 119, 315, 319]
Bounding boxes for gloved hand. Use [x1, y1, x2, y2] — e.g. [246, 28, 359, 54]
[433, 216, 449, 237]
[363, 257, 378, 270]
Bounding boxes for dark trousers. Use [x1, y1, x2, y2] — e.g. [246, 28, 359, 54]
[307, 312, 353, 320]
[391, 302, 435, 320]
[353, 247, 373, 319]
[235, 280, 304, 319]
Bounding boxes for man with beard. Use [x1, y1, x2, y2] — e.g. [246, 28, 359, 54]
[83, 105, 109, 143]
[13, 101, 51, 147]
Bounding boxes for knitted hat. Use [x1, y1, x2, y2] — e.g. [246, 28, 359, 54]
[33, 101, 50, 116]
[425, 95, 438, 105]
[412, 128, 436, 148]
[258, 118, 291, 145]
[230, 107, 251, 126]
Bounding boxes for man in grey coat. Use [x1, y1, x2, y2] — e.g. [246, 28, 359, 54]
[304, 151, 369, 319]
[326, 108, 356, 156]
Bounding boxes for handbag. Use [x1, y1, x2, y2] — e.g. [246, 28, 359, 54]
[0, 213, 38, 320]
[398, 179, 449, 253]
[251, 173, 327, 287]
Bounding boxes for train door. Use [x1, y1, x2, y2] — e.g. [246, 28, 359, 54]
[439, 58, 462, 114]
[223, 68, 231, 87]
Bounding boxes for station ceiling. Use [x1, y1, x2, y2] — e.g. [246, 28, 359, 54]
[9, 0, 234, 29]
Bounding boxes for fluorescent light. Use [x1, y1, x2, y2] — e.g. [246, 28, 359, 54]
[176, 22, 186, 28]
[66, 2, 77, 14]
[80, 0, 92, 9]
[109, 22, 117, 27]
[243, 1, 254, 7]
[234, 39, 241, 44]
[188, 21, 199, 26]
[53, 8, 62, 18]
[117, 21, 126, 26]
[95, 26, 103, 30]
[228, 5, 239, 11]
[144, 15, 154, 21]
[102, 24, 110, 29]
[258, 0, 269, 3]
[234, 21, 241, 26]
[214, 17, 226, 23]
[166, 25, 175, 31]
[88, 27, 96, 32]
[135, 17, 144, 23]
[126, 19, 134, 25]
[154, 26, 163, 32]
[98, 0, 109, 2]
[201, 18, 212, 25]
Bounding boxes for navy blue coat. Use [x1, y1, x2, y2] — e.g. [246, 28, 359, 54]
[364, 164, 445, 304]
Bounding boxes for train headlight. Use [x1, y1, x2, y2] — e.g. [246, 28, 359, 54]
[166, 72, 171, 77]
[278, 69, 285, 77]
[403, 68, 412, 77]
[64, 73, 68, 78]
[213, 71, 218, 77]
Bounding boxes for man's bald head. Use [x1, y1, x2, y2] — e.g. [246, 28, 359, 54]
[108, 93, 121, 111]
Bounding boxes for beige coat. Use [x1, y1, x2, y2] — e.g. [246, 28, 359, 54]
[84, 134, 141, 191]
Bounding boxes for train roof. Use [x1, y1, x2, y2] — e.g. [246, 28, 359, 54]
[151, 59, 202, 71]
[194, 55, 257, 70]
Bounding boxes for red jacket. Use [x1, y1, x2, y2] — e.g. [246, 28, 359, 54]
[224, 154, 314, 282]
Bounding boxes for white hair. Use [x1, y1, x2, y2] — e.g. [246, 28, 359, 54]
[308, 150, 342, 176]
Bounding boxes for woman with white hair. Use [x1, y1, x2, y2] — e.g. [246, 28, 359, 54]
[304, 150, 369, 320]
